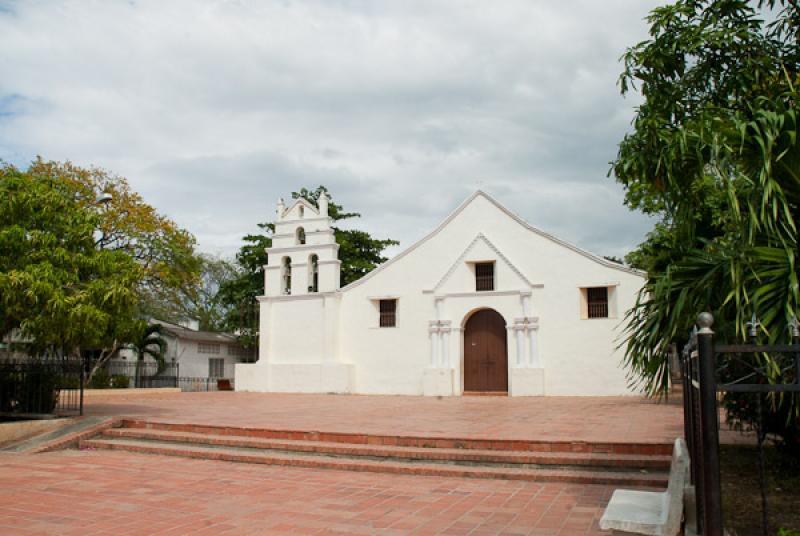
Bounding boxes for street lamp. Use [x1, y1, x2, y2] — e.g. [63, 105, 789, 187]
[92, 193, 112, 248]
[94, 193, 112, 205]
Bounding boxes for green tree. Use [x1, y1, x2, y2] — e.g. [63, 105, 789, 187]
[16, 159, 204, 376]
[613, 0, 799, 445]
[147, 254, 239, 332]
[218, 186, 398, 349]
[216, 222, 272, 350]
[25, 158, 202, 324]
[182, 255, 239, 332]
[0, 163, 142, 360]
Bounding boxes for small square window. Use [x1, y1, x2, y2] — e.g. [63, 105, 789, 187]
[379, 299, 397, 328]
[475, 262, 495, 292]
[586, 287, 609, 318]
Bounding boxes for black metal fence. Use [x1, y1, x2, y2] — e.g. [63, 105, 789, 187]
[99, 361, 234, 392]
[102, 361, 179, 388]
[0, 359, 85, 416]
[0, 356, 238, 419]
[177, 377, 234, 392]
[681, 313, 800, 536]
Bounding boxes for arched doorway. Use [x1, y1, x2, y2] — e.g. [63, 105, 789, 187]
[463, 309, 508, 393]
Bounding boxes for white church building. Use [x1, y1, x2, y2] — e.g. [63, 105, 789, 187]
[236, 190, 645, 396]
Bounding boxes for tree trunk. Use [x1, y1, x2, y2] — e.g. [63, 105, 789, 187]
[86, 341, 121, 382]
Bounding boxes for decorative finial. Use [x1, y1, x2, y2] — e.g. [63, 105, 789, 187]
[790, 316, 799, 338]
[747, 312, 759, 340]
[276, 198, 286, 221]
[318, 191, 329, 217]
[697, 312, 714, 334]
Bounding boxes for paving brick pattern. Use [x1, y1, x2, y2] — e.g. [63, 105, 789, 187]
[0, 449, 616, 535]
[84, 392, 684, 444]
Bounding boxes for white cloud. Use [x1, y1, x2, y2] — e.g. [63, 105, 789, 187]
[0, 0, 661, 259]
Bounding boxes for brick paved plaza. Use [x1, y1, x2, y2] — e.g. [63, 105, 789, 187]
[0, 449, 616, 535]
[84, 392, 684, 444]
[0, 393, 685, 535]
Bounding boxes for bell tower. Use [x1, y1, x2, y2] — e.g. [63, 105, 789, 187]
[264, 192, 341, 297]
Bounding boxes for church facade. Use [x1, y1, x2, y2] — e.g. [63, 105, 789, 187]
[235, 191, 645, 396]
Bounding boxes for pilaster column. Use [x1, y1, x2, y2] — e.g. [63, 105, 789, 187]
[429, 319, 453, 368]
[528, 323, 539, 367]
[514, 323, 525, 366]
[509, 317, 540, 368]
[428, 321, 439, 367]
[440, 324, 451, 368]
[435, 298, 444, 319]
[521, 293, 532, 316]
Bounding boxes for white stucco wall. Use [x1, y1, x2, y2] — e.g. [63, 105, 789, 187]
[238, 191, 645, 396]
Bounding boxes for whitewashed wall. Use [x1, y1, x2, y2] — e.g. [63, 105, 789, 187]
[238, 191, 644, 396]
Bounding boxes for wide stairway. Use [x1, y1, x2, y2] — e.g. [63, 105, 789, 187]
[80, 419, 671, 488]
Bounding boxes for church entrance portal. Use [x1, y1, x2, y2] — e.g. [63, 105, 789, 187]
[463, 309, 508, 393]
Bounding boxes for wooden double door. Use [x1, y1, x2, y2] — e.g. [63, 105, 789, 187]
[463, 309, 508, 392]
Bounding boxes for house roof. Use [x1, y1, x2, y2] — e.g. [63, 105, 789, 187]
[152, 319, 239, 344]
[340, 190, 645, 292]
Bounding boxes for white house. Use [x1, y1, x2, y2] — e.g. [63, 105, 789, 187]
[236, 190, 645, 396]
[114, 319, 253, 385]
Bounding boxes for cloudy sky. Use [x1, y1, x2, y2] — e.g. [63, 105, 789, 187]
[0, 0, 662, 260]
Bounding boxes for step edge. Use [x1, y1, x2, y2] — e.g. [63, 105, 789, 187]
[79, 437, 670, 484]
[79, 439, 667, 488]
[118, 418, 674, 454]
[103, 428, 672, 466]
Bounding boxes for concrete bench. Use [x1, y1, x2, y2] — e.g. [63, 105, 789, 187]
[600, 438, 689, 536]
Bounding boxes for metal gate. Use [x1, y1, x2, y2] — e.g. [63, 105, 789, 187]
[681, 313, 800, 535]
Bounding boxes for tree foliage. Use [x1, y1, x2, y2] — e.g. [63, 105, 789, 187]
[218, 186, 398, 349]
[216, 223, 272, 350]
[25, 158, 202, 322]
[0, 163, 143, 358]
[183, 255, 239, 332]
[614, 0, 800, 444]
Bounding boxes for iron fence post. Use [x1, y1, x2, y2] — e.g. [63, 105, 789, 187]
[80, 355, 86, 416]
[697, 312, 723, 535]
[791, 317, 799, 384]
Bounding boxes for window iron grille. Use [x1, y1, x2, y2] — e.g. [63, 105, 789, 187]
[475, 262, 495, 292]
[379, 299, 397, 328]
[587, 287, 608, 318]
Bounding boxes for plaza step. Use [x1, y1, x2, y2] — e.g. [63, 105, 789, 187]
[77, 419, 671, 488]
[99, 426, 672, 471]
[118, 419, 674, 456]
[79, 436, 668, 488]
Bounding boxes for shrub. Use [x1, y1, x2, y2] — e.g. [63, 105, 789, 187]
[59, 375, 80, 389]
[110, 374, 129, 389]
[0, 364, 60, 413]
[88, 369, 111, 389]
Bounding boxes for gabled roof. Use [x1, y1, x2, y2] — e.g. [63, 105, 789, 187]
[340, 190, 644, 292]
[282, 198, 319, 219]
[152, 319, 239, 344]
